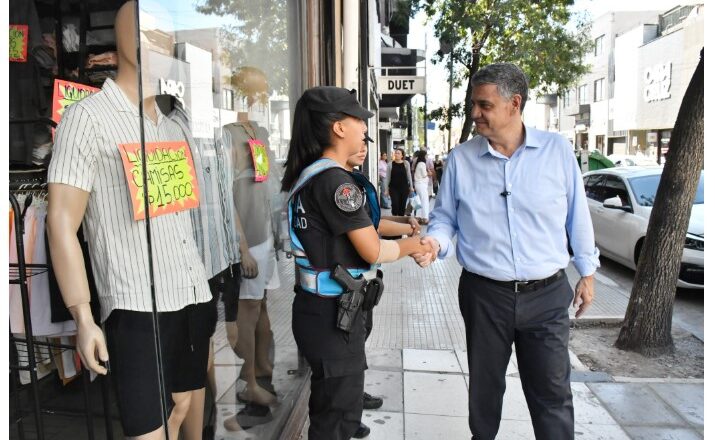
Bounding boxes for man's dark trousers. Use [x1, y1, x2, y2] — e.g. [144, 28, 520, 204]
[458, 269, 574, 440]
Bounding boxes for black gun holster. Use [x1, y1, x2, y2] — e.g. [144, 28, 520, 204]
[331, 264, 368, 333]
[362, 270, 384, 311]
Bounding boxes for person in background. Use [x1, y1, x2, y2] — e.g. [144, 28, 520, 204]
[378, 152, 390, 209]
[434, 154, 444, 188]
[345, 142, 420, 437]
[385, 148, 413, 216]
[412, 150, 431, 222]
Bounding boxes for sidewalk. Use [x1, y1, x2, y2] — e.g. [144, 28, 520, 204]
[357, 254, 704, 439]
[359, 347, 704, 439]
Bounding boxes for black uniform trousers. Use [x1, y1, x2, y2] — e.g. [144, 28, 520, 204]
[458, 270, 574, 440]
[293, 289, 367, 440]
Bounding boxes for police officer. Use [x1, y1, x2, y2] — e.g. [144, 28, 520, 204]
[282, 87, 431, 440]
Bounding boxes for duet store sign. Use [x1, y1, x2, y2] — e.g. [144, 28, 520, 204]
[377, 76, 426, 94]
[117, 141, 201, 220]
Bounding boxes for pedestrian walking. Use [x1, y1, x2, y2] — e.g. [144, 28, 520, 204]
[378, 152, 391, 208]
[413, 63, 600, 440]
[412, 150, 431, 221]
[282, 86, 430, 440]
[385, 148, 413, 216]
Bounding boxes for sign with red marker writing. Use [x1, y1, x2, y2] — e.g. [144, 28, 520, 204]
[117, 141, 201, 220]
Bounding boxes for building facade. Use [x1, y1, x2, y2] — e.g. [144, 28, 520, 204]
[554, 4, 703, 161]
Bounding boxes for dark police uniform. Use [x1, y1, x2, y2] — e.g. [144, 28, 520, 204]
[289, 162, 377, 440]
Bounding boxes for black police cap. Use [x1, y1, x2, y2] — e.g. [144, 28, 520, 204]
[303, 86, 374, 120]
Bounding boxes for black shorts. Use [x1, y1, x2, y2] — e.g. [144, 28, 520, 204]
[208, 263, 241, 322]
[104, 300, 217, 437]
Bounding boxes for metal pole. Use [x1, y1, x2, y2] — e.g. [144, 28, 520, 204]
[447, 51, 454, 150]
[423, 32, 428, 151]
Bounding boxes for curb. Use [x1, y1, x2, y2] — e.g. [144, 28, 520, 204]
[569, 317, 623, 326]
[611, 376, 704, 384]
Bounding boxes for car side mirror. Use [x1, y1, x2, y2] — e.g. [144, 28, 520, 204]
[603, 196, 632, 212]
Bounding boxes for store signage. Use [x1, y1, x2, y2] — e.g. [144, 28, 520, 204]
[377, 76, 426, 95]
[51, 80, 100, 127]
[159, 78, 186, 106]
[643, 62, 672, 102]
[647, 132, 658, 143]
[117, 141, 201, 221]
[9, 25, 29, 62]
[391, 128, 404, 140]
[379, 122, 392, 130]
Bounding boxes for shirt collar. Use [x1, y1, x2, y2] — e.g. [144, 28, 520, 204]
[477, 124, 541, 157]
[103, 78, 165, 125]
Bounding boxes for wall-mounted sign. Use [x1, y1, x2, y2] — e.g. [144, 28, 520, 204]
[391, 128, 404, 140]
[643, 62, 672, 102]
[647, 132, 658, 143]
[377, 76, 426, 95]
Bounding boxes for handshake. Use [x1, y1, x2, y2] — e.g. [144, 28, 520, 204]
[408, 236, 440, 268]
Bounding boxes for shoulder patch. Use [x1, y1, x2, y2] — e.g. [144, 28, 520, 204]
[334, 183, 363, 212]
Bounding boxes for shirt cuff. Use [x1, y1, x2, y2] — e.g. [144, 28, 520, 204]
[571, 247, 601, 277]
[430, 231, 453, 259]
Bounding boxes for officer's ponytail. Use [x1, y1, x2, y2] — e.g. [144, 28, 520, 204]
[281, 95, 347, 192]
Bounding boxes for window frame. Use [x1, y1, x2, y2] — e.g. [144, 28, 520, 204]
[594, 34, 605, 57]
[594, 78, 604, 102]
[578, 84, 588, 104]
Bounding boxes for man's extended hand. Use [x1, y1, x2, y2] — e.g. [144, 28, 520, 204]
[412, 236, 439, 267]
[573, 275, 595, 318]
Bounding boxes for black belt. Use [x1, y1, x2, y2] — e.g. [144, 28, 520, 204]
[472, 269, 565, 293]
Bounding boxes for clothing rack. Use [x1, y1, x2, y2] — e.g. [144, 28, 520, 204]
[9, 170, 115, 440]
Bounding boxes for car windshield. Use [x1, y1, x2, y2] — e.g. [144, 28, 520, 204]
[629, 172, 704, 206]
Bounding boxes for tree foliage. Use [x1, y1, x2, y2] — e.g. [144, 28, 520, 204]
[195, 0, 289, 95]
[410, 0, 592, 142]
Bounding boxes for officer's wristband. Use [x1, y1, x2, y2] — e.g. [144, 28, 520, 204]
[376, 239, 400, 263]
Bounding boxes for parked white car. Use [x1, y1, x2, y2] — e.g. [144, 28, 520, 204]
[583, 167, 704, 289]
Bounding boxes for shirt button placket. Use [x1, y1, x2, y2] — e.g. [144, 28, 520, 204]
[504, 161, 519, 278]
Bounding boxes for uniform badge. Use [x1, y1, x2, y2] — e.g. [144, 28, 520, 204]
[334, 183, 363, 212]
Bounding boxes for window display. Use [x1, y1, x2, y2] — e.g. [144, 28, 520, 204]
[9, 1, 309, 439]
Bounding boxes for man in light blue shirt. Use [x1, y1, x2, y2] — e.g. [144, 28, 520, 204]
[415, 63, 599, 440]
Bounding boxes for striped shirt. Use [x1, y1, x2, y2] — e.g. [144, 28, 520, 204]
[47, 78, 212, 322]
[170, 107, 241, 278]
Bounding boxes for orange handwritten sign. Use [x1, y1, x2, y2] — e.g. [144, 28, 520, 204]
[52, 80, 99, 126]
[117, 141, 200, 220]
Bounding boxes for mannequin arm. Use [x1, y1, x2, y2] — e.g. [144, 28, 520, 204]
[47, 183, 108, 375]
[233, 204, 258, 279]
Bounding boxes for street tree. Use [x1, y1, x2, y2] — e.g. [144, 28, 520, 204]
[615, 49, 704, 356]
[410, 0, 591, 142]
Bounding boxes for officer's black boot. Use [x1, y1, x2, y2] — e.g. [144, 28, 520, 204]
[363, 392, 383, 410]
[353, 422, 371, 438]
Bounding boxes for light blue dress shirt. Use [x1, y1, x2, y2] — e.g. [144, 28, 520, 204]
[428, 126, 599, 281]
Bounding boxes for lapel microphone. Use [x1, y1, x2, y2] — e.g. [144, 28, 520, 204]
[500, 190, 511, 197]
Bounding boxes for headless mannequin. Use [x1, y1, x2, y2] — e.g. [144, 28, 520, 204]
[47, 3, 202, 440]
[223, 111, 276, 410]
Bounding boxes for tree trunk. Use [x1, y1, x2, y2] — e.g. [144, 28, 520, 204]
[615, 49, 704, 356]
[459, 39, 481, 143]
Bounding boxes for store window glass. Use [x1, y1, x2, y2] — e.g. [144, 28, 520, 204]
[135, 0, 308, 439]
[10, 1, 308, 439]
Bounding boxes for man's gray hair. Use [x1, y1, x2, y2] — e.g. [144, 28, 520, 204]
[470, 63, 529, 112]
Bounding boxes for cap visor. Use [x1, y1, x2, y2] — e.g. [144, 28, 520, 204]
[344, 105, 374, 120]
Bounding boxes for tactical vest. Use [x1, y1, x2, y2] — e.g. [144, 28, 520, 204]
[287, 158, 380, 296]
